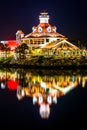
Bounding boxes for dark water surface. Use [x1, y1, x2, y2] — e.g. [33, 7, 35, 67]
[0, 68, 87, 128]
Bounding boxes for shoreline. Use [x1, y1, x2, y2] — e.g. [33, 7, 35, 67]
[2, 63, 87, 70]
[0, 55, 87, 70]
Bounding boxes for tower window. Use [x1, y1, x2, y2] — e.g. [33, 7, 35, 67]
[47, 27, 51, 32]
[38, 27, 42, 32]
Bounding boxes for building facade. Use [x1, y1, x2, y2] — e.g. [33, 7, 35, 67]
[16, 11, 79, 50]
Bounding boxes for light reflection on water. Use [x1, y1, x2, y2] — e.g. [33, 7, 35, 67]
[0, 68, 87, 119]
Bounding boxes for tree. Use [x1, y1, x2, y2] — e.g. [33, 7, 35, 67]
[15, 43, 28, 59]
[1, 44, 11, 58]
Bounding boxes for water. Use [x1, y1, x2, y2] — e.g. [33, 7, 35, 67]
[0, 68, 87, 128]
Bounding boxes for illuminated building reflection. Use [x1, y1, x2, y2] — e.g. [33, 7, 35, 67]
[0, 69, 87, 118]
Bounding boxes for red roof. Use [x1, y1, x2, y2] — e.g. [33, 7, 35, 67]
[7, 40, 19, 47]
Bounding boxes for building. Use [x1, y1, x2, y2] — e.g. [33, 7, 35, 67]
[16, 11, 79, 50]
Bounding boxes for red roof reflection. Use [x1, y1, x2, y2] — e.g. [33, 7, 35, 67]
[7, 80, 19, 90]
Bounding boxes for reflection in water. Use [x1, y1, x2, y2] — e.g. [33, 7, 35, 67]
[0, 68, 87, 119]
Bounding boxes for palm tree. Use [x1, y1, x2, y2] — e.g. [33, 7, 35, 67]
[1, 44, 11, 58]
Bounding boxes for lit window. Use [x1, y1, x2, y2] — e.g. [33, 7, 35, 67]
[38, 27, 42, 32]
[47, 27, 51, 32]
[53, 27, 56, 32]
[32, 27, 36, 32]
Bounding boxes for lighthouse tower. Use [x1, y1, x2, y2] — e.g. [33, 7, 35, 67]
[39, 12, 49, 23]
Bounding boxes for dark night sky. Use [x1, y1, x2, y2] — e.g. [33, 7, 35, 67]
[0, 0, 87, 44]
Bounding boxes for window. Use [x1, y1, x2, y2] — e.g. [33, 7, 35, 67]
[47, 27, 51, 32]
[38, 27, 42, 32]
[46, 39, 49, 42]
